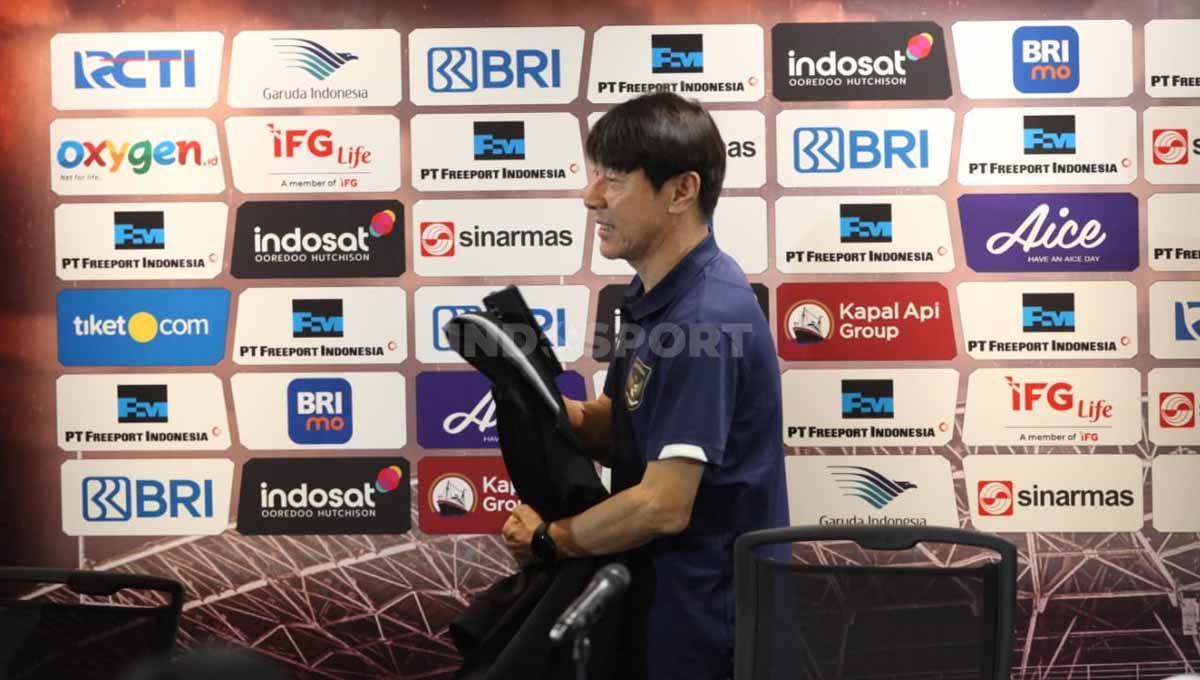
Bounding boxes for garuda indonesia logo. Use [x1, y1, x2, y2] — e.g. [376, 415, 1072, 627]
[829, 465, 917, 509]
[272, 38, 358, 81]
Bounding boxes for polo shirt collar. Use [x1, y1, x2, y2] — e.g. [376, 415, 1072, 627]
[623, 234, 719, 322]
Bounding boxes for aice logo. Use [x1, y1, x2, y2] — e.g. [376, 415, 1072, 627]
[82, 475, 214, 522]
[420, 221, 455, 257]
[429, 46, 561, 92]
[268, 124, 371, 169]
[73, 48, 195, 90]
[1152, 129, 1190, 165]
[291, 299, 344, 338]
[1023, 293, 1076, 332]
[273, 37, 357, 80]
[416, 371, 586, 448]
[794, 127, 929, 173]
[114, 211, 164, 250]
[840, 204, 892, 243]
[432, 304, 567, 351]
[1160, 392, 1196, 429]
[56, 136, 216, 175]
[473, 121, 525, 160]
[1176, 301, 1200, 340]
[651, 34, 703, 73]
[287, 378, 352, 445]
[840, 379, 895, 419]
[116, 385, 168, 423]
[1012, 25, 1079, 93]
[977, 480, 1014, 516]
[829, 465, 915, 509]
[1005, 376, 1112, 423]
[1023, 115, 1076, 154]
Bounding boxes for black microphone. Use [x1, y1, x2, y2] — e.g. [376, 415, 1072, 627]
[549, 563, 631, 643]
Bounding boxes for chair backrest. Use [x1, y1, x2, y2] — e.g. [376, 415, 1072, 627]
[735, 526, 1017, 680]
[0, 567, 184, 680]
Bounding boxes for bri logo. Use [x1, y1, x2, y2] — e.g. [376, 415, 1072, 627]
[56, 137, 216, 174]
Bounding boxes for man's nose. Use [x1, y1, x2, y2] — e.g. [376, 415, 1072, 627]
[583, 176, 606, 211]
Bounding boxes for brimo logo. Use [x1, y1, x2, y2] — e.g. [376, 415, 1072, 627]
[56, 138, 217, 175]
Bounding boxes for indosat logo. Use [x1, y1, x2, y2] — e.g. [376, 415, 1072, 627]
[253, 208, 396, 264]
[55, 136, 218, 175]
[57, 289, 229, 366]
[784, 32, 935, 86]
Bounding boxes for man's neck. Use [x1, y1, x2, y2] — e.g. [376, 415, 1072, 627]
[631, 221, 709, 294]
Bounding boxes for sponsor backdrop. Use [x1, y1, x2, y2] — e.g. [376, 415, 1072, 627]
[1, 1, 1198, 678]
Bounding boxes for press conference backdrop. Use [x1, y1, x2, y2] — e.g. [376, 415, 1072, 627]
[1, 0, 1198, 677]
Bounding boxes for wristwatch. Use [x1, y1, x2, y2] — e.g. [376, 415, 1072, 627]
[531, 521, 558, 563]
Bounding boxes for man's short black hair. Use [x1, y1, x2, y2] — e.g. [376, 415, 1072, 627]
[586, 92, 726, 220]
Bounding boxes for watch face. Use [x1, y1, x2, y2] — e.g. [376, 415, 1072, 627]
[534, 524, 556, 560]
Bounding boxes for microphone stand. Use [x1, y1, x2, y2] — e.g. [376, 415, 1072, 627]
[572, 627, 591, 680]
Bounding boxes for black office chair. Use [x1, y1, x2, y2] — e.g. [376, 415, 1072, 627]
[0, 568, 184, 680]
[735, 526, 1017, 680]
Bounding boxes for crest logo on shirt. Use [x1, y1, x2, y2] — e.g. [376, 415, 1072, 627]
[625, 357, 652, 411]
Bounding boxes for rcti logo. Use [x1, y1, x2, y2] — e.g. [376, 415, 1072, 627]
[427, 47, 561, 92]
[267, 124, 372, 169]
[116, 385, 168, 423]
[829, 465, 916, 509]
[839, 204, 893, 243]
[1176, 301, 1200, 341]
[793, 127, 930, 173]
[1004, 376, 1112, 423]
[1012, 25, 1079, 93]
[82, 476, 214, 521]
[1023, 115, 1076, 155]
[287, 378, 352, 445]
[420, 221, 456, 257]
[651, 34, 703, 73]
[56, 138, 216, 175]
[291, 299, 344, 338]
[1152, 129, 1191, 165]
[977, 480, 1014, 517]
[429, 473, 477, 517]
[272, 38, 357, 81]
[1159, 392, 1196, 429]
[472, 121, 525, 160]
[784, 300, 833, 344]
[114, 211, 165, 250]
[73, 49, 195, 89]
[1022, 293, 1076, 333]
[840, 379, 895, 419]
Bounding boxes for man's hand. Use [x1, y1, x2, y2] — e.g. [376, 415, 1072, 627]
[502, 503, 544, 568]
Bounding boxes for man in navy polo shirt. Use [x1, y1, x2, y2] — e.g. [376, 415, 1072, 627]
[502, 92, 789, 680]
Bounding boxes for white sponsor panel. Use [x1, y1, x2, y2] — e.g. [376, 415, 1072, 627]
[411, 113, 585, 191]
[51, 32, 224, 110]
[62, 458, 234, 536]
[55, 202, 226, 281]
[962, 368, 1141, 447]
[593, 370, 608, 400]
[786, 456, 958, 528]
[958, 107, 1136, 186]
[1149, 193, 1200, 271]
[56, 373, 230, 451]
[775, 195, 953, 273]
[781, 369, 957, 447]
[233, 287, 407, 365]
[1148, 368, 1200, 446]
[409, 27, 583, 105]
[1144, 107, 1200, 184]
[1152, 456, 1200, 531]
[414, 285, 590, 364]
[224, 115, 402, 193]
[958, 281, 1137, 360]
[228, 29, 403, 107]
[1150, 280, 1200, 359]
[776, 108, 954, 188]
[413, 199, 587, 277]
[50, 117, 224, 196]
[965, 455, 1142, 532]
[231, 372, 407, 450]
[590, 196, 768, 275]
[587, 24, 764, 103]
[951, 20, 1133, 99]
[1145, 20, 1200, 98]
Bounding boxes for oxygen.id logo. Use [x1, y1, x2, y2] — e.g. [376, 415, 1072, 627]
[55, 135, 218, 175]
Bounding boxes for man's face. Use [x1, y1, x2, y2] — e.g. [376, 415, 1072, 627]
[583, 164, 669, 264]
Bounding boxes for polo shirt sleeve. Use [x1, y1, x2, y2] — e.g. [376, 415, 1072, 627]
[603, 363, 620, 400]
[641, 326, 740, 467]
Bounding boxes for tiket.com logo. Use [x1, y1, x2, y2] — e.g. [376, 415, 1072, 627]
[432, 304, 567, 351]
[272, 38, 358, 81]
[287, 378, 352, 445]
[785, 31, 934, 81]
[793, 127, 930, 173]
[651, 34, 703, 73]
[56, 137, 215, 175]
[82, 476, 214, 522]
[72, 310, 211, 343]
[472, 121, 525, 160]
[429, 473, 477, 517]
[1005, 376, 1112, 423]
[292, 299, 344, 338]
[1159, 392, 1196, 429]
[977, 480, 1014, 517]
[267, 124, 372, 169]
[116, 385, 168, 424]
[1176, 301, 1200, 341]
[841, 379, 895, 419]
[829, 465, 916, 509]
[1023, 115, 1076, 155]
[1022, 293, 1076, 333]
[114, 211, 164, 250]
[428, 46, 561, 92]
[1012, 25, 1079, 93]
[420, 221, 456, 257]
[840, 203, 892, 243]
[1152, 129, 1191, 165]
[73, 49, 195, 89]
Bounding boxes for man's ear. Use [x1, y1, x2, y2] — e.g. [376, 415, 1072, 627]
[665, 171, 702, 215]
